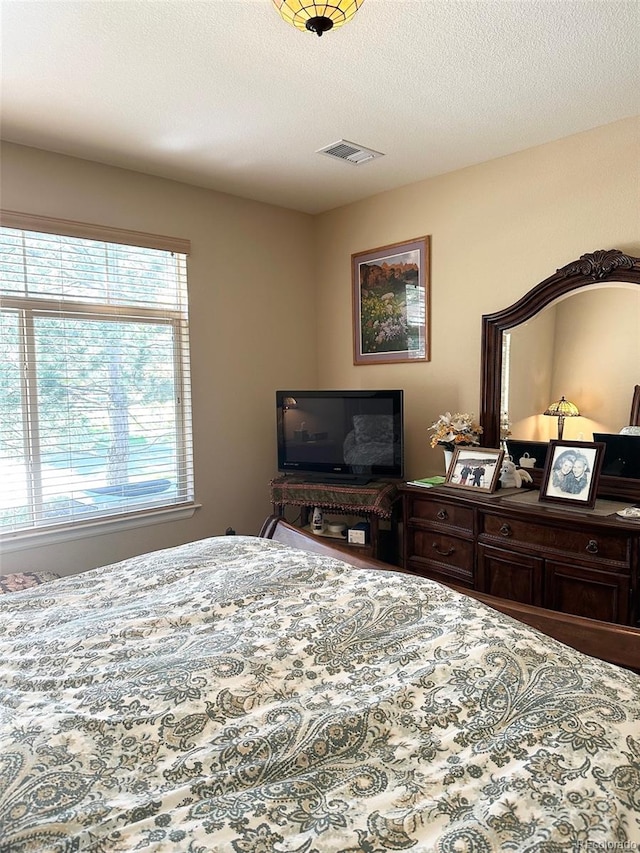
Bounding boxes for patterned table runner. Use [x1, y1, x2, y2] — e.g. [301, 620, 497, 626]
[270, 478, 399, 519]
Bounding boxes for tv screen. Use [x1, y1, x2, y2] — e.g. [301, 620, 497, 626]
[593, 433, 640, 479]
[276, 390, 404, 483]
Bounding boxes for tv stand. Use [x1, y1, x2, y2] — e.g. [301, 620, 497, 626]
[269, 477, 401, 563]
[303, 475, 372, 486]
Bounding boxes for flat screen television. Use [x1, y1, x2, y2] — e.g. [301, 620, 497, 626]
[593, 432, 640, 479]
[276, 390, 404, 483]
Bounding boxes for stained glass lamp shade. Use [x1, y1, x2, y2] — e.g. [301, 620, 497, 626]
[272, 1, 366, 36]
[544, 396, 580, 440]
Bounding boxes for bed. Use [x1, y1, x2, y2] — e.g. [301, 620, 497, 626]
[1, 518, 639, 851]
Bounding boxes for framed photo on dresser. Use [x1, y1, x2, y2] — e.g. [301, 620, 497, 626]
[539, 440, 605, 509]
[445, 446, 504, 493]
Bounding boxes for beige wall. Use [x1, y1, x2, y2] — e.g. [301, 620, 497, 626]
[0, 142, 316, 574]
[2, 116, 639, 573]
[314, 117, 640, 477]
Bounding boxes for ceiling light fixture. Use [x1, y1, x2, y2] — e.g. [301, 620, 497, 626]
[272, 1, 366, 37]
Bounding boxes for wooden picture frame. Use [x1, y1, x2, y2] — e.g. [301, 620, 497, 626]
[445, 446, 504, 493]
[538, 440, 605, 509]
[352, 236, 430, 365]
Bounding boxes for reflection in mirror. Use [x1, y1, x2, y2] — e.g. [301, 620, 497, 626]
[502, 286, 640, 442]
[480, 249, 640, 501]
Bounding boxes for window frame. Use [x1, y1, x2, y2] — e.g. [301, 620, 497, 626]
[0, 212, 197, 547]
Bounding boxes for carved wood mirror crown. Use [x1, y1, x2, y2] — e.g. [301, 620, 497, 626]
[480, 249, 640, 501]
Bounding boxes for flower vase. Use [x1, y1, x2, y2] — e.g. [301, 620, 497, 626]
[443, 449, 453, 474]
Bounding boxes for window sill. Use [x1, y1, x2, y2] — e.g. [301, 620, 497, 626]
[0, 503, 202, 553]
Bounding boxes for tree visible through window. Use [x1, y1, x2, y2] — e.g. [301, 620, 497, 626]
[0, 219, 193, 534]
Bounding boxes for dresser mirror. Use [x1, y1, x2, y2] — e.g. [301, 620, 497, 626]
[480, 249, 640, 502]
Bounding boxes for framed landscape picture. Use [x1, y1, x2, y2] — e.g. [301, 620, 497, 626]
[539, 440, 605, 509]
[352, 236, 430, 365]
[445, 446, 504, 493]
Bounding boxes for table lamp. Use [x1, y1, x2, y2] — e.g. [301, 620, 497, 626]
[543, 396, 580, 440]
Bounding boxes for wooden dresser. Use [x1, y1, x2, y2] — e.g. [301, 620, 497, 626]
[401, 484, 640, 626]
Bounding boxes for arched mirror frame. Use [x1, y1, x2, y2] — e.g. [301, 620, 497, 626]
[480, 248, 640, 502]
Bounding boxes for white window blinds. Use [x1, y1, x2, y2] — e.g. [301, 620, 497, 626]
[0, 213, 194, 535]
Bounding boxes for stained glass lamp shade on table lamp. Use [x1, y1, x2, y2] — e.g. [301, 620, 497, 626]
[543, 396, 580, 440]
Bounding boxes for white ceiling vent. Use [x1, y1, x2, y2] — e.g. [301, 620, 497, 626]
[317, 139, 384, 165]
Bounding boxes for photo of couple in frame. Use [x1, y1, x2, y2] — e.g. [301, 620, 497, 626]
[539, 440, 605, 509]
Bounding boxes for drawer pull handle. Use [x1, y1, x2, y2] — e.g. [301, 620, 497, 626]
[586, 539, 599, 554]
[436, 509, 449, 521]
[499, 523, 512, 537]
[433, 543, 455, 557]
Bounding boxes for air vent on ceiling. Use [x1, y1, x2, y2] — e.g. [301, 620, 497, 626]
[317, 139, 384, 165]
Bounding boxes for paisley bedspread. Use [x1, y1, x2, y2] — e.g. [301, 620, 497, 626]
[1, 536, 639, 851]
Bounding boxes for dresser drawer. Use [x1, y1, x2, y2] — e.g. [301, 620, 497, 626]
[408, 497, 474, 533]
[406, 559, 474, 588]
[480, 513, 631, 565]
[409, 529, 474, 571]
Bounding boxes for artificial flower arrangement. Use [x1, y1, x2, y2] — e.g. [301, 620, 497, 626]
[429, 411, 483, 451]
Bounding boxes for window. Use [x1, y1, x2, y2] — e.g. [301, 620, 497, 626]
[0, 213, 194, 536]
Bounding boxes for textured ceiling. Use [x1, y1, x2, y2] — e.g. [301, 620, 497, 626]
[1, 0, 639, 214]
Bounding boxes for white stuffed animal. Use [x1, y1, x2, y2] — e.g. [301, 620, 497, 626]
[499, 457, 533, 489]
